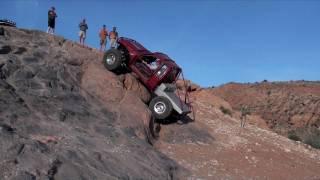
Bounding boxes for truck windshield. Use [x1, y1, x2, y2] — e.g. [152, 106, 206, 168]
[141, 56, 160, 70]
[134, 55, 159, 78]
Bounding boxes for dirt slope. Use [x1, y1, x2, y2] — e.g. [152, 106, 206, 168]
[209, 82, 320, 133]
[158, 89, 320, 179]
[0, 27, 186, 179]
[1, 27, 319, 180]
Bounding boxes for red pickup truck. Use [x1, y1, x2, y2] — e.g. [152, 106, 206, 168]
[103, 37, 191, 120]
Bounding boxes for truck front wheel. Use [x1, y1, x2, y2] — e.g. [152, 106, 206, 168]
[149, 96, 173, 120]
[103, 49, 122, 71]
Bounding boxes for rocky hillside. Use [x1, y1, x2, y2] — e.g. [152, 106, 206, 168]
[0, 26, 186, 179]
[1, 27, 320, 179]
[209, 82, 320, 134]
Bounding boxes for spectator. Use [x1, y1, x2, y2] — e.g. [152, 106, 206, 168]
[109, 26, 118, 48]
[0, 27, 4, 36]
[47, 7, 57, 34]
[99, 25, 108, 52]
[240, 105, 250, 128]
[79, 19, 88, 46]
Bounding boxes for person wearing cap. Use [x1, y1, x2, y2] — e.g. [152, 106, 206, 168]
[79, 18, 88, 46]
[47, 6, 57, 34]
[109, 26, 118, 48]
[99, 25, 108, 52]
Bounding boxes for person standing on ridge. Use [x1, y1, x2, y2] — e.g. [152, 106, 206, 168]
[79, 19, 88, 46]
[109, 26, 118, 48]
[47, 7, 57, 34]
[99, 25, 108, 52]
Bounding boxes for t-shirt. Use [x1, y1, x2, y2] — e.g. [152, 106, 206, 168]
[48, 10, 57, 20]
[79, 22, 88, 32]
[99, 29, 108, 40]
[109, 31, 118, 39]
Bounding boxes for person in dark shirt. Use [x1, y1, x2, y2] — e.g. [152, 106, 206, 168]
[79, 19, 88, 46]
[0, 27, 4, 36]
[47, 6, 57, 34]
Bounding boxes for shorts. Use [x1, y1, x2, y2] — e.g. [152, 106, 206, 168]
[110, 38, 117, 48]
[48, 19, 55, 28]
[79, 30, 86, 38]
[100, 38, 107, 45]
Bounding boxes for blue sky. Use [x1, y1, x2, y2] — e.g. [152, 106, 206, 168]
[1, 0, 320, 87]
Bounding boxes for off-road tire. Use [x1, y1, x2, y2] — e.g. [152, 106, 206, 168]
[144, 116, 161, 145]
[149, 116, 161, 139]
[103, 49, 122, 71]
[149, 96, 173, 120]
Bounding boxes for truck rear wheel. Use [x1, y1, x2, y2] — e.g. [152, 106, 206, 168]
[144, 116, 161, 145]
[149, 96, 173, 120]
[103, 49, 122, 71]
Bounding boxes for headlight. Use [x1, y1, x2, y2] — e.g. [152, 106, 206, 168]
[156, 65, 168, 77]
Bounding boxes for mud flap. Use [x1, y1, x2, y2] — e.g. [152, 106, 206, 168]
[154, 83, 191, 115]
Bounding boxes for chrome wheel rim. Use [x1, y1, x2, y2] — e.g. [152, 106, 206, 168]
[106, 54, 116, 65]
[154, 102, 166, 114]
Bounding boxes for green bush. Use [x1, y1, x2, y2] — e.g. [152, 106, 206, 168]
[303, 129, 320, 149]
[288, 130, 301, 141]
[288, 127, 320, 149]
[220, 106, 232, 116]
[304, 137, 320, 149]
